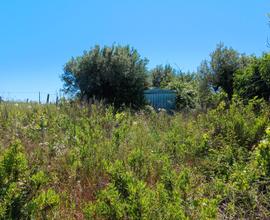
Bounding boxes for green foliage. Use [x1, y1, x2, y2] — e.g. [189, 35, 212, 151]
[197, 60, 215, 110]
[60, 44, 270, 113]
[208, 43, 248, 99]
[254, 127, 270, 176]
[62, 45, 148, 108]
[0, 140, 59, 220]
[84, 160, 189, 220]
[166, 73, 198, 110]
[29, 189, 60, 219]
[84, 160, 150, 220]
[127, 148, 149, 180]
[150, 64, 175, 88]
[0, 141, 30, 219]
[0, 98, 270, 219]
[191, 47, 270, 109]
[234, 53, 270, 101]
[195, 43, 251, 102]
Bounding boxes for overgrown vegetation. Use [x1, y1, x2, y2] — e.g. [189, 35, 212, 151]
[148, 43, 270, 111]
[2, 17, 270, 219]
[60, 42, 270, 113]
[0, 97, 270, 219]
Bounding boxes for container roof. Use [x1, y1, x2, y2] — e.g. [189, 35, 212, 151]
[144, 88, 176, 94]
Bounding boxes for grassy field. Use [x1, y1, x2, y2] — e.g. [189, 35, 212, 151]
[1, 99, 270, 219]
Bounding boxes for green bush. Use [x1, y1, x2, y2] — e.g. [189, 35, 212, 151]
[254, 127, 270, 176]
[0, 140, 59, 220]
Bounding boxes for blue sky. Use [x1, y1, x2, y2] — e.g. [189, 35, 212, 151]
[0, 0, 269, 101]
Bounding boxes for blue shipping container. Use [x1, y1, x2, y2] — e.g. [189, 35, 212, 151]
[144, 88, 176, 110]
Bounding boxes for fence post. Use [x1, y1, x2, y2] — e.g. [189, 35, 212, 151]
[56, 95, 59, 106]
[46, 94, 50, 104]
[39, 92, 41, 104]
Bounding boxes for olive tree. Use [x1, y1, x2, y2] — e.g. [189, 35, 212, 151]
[62, 45, 148, 108]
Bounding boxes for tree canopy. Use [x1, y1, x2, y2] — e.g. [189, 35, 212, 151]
[62, 45, 148, 108]
[150, 64, 175, 88]
[234, 54, 270, 101]
[208, 43, 244, 99]
[61, 43, 270, 111]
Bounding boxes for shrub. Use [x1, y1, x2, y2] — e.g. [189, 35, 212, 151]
[0, 140, 59, 220]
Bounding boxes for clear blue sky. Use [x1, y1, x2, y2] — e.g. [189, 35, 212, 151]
[0, 0, 269, 101]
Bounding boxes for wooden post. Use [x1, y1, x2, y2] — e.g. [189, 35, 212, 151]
[46, 94, 50, 104]
[39, 92, 41, 104]
[56, 95, 59, 106]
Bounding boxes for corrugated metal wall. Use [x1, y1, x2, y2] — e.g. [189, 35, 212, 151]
[144, 89, 176, 110]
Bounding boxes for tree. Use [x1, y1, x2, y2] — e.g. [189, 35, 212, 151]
[150, 64, 175, 88]
[208, 43, 242, 99]
[62, 45, 148, 108]
[234, 53, 270, 101]
[197, 60, 213, 109]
